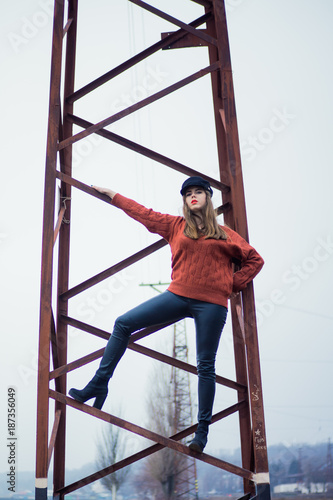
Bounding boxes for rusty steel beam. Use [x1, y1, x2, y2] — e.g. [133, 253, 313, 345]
[53, 1, 78, 494]
[66, 12, 212, 104]
[48, 326, 174, 381]
[231, 295, 256, 496]
[50, 313, 60, 380]
[61, 314, 174, 344]
[55, 170, 114, 203]
[128, 342, 247, 392]
[47, 410, 62, 471]
[53, 205, 66, 246]
[55, 401, 246, 495]
[206, 4, 255, 493]
[62, 18, 73, 38]
[35, 1, 64, 499]
[51, 390, 254, 480]
[67, 114, 230, 191]
[49, 315, 246, 392]
[161, 30, 209, 49]
[191, 0, 212, 7]
[208, 2, 248, 239]
[206, 1, 270, 497]
[243, 285, 270, 469]
[58, 61, 221, 151]
[60, 238, 167, 300]
[55, 166, 225, 210]
[129, 0, 217, 47]
[50, 347, 105, 380]
[48, 322, 179, 381]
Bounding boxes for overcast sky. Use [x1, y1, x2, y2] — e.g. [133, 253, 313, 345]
[1, 0, 333, 478]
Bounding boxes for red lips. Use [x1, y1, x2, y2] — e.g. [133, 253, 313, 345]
[191, 200, 198, 204]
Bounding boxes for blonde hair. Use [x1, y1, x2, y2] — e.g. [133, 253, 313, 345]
[182, 190, 228, 240]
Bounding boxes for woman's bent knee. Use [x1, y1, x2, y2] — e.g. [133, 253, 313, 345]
[197, 359, 216, 381]
[113, 315, 133, 340]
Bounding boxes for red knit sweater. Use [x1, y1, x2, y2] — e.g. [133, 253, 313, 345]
[112, 194, 264, 308]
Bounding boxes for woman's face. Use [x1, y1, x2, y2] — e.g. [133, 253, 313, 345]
[184, 186, 207, 213]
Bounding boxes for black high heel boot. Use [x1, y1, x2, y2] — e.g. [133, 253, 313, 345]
[69, 374, 108, 410]
[189, 421, 209, 453]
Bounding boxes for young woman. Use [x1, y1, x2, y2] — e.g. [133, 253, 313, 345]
[69, 176, 264, 453]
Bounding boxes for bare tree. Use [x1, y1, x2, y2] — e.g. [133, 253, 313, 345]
[96, 411, 130, 500]
[142, 361, 189, 500]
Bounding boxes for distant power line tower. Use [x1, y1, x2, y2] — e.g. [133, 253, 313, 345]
[327, 438, 333, 486]
[35, 1, 271, 499]
[172, 320, 199, 500]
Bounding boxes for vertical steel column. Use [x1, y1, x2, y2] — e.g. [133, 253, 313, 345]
[206, 9, 254, 492]
[53, 1, 78, 496]
[231, 300, 255, 496]
[207, 1, 270, 497]
[35, 1, 65, 499]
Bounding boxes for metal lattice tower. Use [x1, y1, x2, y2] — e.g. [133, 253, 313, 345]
[172, 320, 199, 499]
[327, 439, 333, 486]
[35, 1, 271, 499]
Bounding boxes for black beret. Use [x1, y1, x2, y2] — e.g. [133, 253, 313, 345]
[180, 176, 213, 197]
